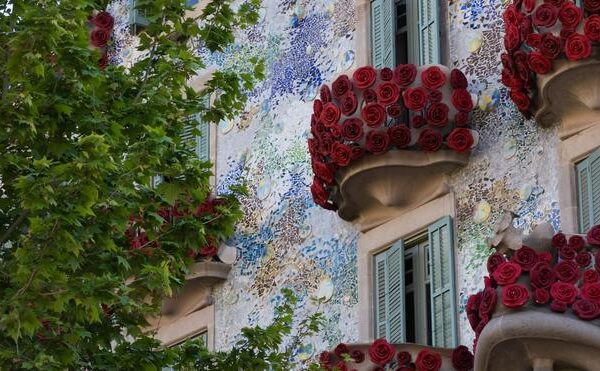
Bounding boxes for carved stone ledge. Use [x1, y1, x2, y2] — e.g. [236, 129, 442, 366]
[474, 308, 600, 371]
[333, 150, 469, 232]
[186, 261, 231, 284]
[535, 49, 600, 139]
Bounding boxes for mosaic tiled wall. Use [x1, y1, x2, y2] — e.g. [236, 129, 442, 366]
[110, 0, 563, 356]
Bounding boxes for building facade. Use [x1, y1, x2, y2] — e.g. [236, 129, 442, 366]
[110, 0, 600, 369]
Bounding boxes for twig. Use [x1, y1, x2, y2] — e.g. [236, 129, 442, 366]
[0, 210, 29, 246]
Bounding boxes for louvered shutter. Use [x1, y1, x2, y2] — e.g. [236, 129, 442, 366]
[428, 216, 457, 348]
[417, 0, 441, 65]
[374, 241, 405, 342]
[128, 0, 149, 35]
[577, 148, 600, 233]
[371, 0, 396, 68]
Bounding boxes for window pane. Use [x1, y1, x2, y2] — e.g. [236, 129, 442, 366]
[426, 282, 432, 345]
[406, 290, 415, 343]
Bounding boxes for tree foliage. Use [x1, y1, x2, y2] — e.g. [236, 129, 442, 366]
[0, 0, 265, 369]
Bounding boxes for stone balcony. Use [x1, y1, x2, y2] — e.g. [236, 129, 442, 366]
[308, 64, 477, 231]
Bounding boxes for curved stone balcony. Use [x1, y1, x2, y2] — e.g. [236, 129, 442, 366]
[308, 64, 477, 231]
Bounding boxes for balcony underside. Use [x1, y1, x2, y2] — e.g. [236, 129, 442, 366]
[536, 49, 600, 139]
[333, 150, 468, 231]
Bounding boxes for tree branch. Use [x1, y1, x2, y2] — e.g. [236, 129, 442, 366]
[0, 210, 29, 246]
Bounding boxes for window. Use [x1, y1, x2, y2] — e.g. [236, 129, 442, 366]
[371, 0, 441, 68]
[372, 216, 457, 347]
[576, 147, 600, 233]
[170, 330, 208, 348]
[128, 0, 149, 35]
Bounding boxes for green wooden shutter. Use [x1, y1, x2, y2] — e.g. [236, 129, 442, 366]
[577, 148, 600, 233]
[417, 0, 441, 65]
[128, 0, 149, 35]
[371, 0, 396, 68]
[428, 216, 457, 348]
[182, 116, 210, 161]
[374, 241, 405, 342]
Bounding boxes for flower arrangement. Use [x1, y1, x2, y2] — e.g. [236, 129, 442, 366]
[317, 339, 474, 371]
[88, 11, 114, 70]
[308, 64, 477, 211]
[468, 224, 600, 351]
[501, 0, 600, 116]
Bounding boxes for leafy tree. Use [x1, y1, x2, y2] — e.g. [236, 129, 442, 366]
[0, 0, 265, 369]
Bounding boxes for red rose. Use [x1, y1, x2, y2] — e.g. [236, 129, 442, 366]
[558, 2, 582, 30]
[565, 33, 592, 61]
[534, 288, 550, 304]
[421, 66, 447, 90]
[503, 4, 520, 25]
[501, 69, 523, 90]
[398, 351, 412, 365]
[426, 103, 449, 128]
[350, 145, 365, 160]
[368, 338, 395, 366]
[538, 251, 553, 264]
[501, 52, 513, 69]
[550, 299, 568, 312]
[467, 292, 482, 330]
[451, 88, 474, 112]
[199, 243, 218, 257]
[342, 118, 364, 142]
[533, 4, 558, 27]
[576, 252, 592, 268]
[530, 262, 556, 289]
[90, 28, 110, 47]
[417, 129, 442, 152]
[365, 130, 390, 155]
[320, 84, 332, 103]
[92, 11, 115, 30]
[528, 51, 552, 74]
[581, 282, 600, 302]
[585, 15, 600, 42]
[98, 53, 109, 70]
[351, 349, 365, 363]
[585, 269, 600, 283]
[447, 128, 474, 153]
[318, 133, 335, 155]
[561, 28, 575, 40]
[319, 351, 332, 367]
[416, 349, 442, 371]
[493, 261, 522, 285]
[311, 179, 330, 206]
[412, 115, 426, 128]
[387, 104, 402, 118]
[475, 315, 489, 336]
[388, 125, 411, 148]
[340, 91, 358, 116]
[569, 235, 586, 251]
[585, 0, 600, 13]
[314, 99, 323, 116]
[332, 74, 353, 99]
[334, 343, 350, 357]
[552, 232, 567, 248]
[509, 90, 531, 112]
[330, 124, 342, 139]
[380, 67, 394, 81]
[502, 283, 530, 308]
[377, 82, 400, 105]
[312, 160, 334, 184]
[403, 88, 428, 111]
[363, 88, 377, 103]
[573, 299, 600, 320]
[331, 142, 352, 167]
[546, 0, 565, 7]
[487, 252, 506, 274]
[526, 33, 542, 48]
[479, 287, 498, 318]
[523, 0, 535, 12]
[429, 90, 443, 103]
[504, 24, 521, 51]
[320, 102, 341, 127]
[353, 66, 377, 89]
[361, 103, 387, 128]
[450, 68, 468, 89]
[587, 225, 600, 245]
[451, 345, 474, 371]
[513, 246, 538, 271]
[554, 260, 579, 283]
[455, 111, 470, 127]
[394, 64, 417, 87]
[550, 281, 578, 304]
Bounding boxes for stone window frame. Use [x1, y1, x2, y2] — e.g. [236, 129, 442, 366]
[353, 0, 450, 68]
[155, 304, 216, 350]
[557, 123, 600, 234]
[356, 192, 457, 341]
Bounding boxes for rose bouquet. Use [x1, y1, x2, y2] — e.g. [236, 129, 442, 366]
[308, 64, 477, 211]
